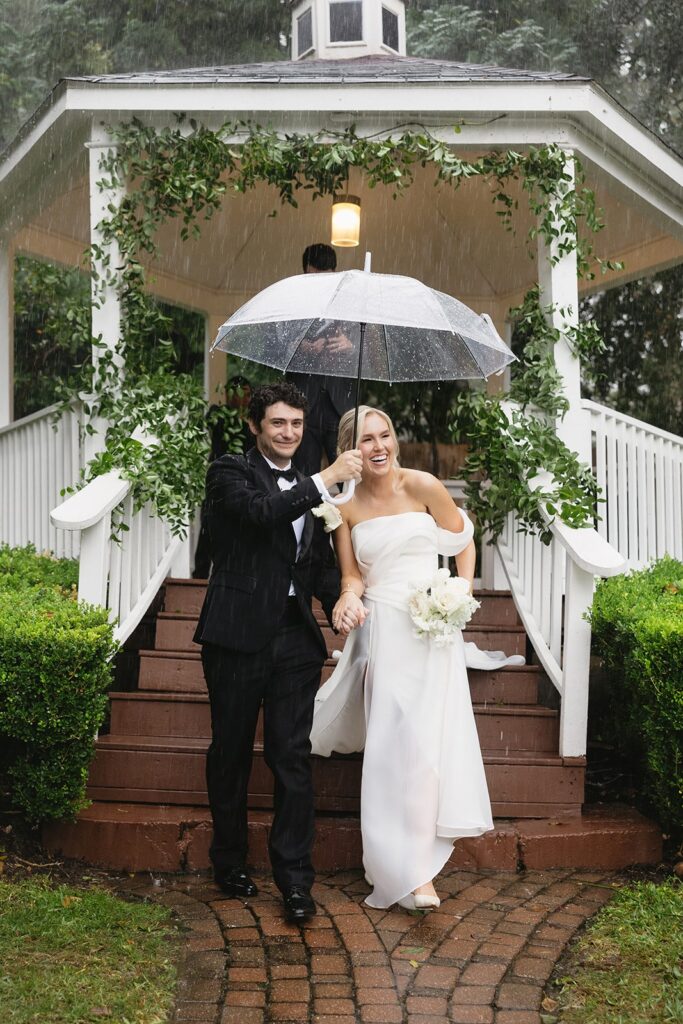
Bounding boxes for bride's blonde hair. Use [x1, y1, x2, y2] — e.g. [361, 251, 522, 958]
[337, 405, 400, 465]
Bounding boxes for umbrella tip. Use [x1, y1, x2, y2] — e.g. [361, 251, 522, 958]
[363, 251, 372, 273]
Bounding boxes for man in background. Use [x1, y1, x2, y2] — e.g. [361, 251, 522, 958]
[288, 243, 356, 475]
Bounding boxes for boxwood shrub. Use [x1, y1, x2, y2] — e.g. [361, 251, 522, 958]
[0, 545, 116, 822]
[588, 556, 683, 833]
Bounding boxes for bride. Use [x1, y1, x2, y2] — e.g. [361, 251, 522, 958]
[311, 405, 495, 910]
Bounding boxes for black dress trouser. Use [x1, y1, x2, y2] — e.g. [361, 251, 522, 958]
[201, 604, 324, 893]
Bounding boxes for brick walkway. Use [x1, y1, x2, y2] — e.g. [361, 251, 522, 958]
[122, 865, 617, 1024]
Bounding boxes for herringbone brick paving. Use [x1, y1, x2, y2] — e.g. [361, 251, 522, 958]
[120, 865, 617, 1023]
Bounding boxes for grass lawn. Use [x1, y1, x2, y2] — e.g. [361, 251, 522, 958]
[0, 876, 178, 1024]
[551, 878, 683, 1024]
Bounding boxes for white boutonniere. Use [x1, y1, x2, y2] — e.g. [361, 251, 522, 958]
[312, 501, 343, 533]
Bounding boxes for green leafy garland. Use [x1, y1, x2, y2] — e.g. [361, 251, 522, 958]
[449, 287, 606, 543]
[65, 119, 616, 537]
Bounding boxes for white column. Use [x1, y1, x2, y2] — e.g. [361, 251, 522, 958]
[0, 234, 13, 426]
[87, 124, 126, 374]
[537, 151, 591, 464]
[86, 124, 126, 459]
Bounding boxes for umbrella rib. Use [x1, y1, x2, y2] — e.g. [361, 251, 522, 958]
[383, 322, 391, 382]
[283, 317, 321, 372]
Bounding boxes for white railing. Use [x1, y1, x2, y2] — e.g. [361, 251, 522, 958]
[0, 403, 84, 558]
[585, 399, 683, 568]
[496, 496, 625, 756]
[50, 440, 190, 645]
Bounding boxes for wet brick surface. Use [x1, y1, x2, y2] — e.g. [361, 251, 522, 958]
[118, 865, 617, 1023]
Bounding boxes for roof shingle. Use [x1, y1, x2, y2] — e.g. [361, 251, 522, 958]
[67, 54, 587, 87]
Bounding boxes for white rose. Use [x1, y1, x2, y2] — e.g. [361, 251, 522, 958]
[311, 501, 343, 533]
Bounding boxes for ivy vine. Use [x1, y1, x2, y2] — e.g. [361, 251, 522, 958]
[62, 118, 618, 538]
[450, 288, 604, 543]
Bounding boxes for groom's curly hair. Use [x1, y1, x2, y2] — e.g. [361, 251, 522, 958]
[248, 382, 308, 428]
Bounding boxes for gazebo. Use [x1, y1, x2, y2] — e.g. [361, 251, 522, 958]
[0, 0, 680, 869]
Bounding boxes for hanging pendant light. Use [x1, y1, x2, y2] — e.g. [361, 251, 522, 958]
[331, 194, 361, 247]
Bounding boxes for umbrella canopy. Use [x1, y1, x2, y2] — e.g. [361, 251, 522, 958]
[212, 269, 515, 381]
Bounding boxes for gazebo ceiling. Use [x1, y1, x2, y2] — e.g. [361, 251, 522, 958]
[16, 156, 678, 322]
[3, 52, 682, 344]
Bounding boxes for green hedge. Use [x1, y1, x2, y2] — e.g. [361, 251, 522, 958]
[589, 557, 683, 833]
[0, 545, 116, 822]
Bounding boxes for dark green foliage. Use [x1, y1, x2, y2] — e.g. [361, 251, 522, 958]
[588, 557, 683, 832]
[0, 546, 116, 823]
[581, 264, 683, 437]
[0, 543, 78, 591]
[13, 256, 91, 420]
[406, 0, 683, 154]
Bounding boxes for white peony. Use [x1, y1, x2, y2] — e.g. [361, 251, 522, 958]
[311, 500, 343, 533]
[407, 569, 480, 645]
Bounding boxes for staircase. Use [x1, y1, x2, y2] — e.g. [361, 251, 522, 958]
[43, 578, 662, 873]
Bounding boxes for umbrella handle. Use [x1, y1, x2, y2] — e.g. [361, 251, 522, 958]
[324, 479, 356, 506]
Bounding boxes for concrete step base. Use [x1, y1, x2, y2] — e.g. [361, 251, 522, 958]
[42, 802, 663, 875]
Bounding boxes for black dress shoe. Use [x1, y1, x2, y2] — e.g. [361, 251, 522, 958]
[283, 886, 316, 923]
[214, 868, 258, 898]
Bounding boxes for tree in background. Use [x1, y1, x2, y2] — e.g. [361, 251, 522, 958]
[582, 266, 683, 436]
[406, 0, 682, 153]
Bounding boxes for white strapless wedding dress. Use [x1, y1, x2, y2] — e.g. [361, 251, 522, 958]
[311, 510, 518, 909]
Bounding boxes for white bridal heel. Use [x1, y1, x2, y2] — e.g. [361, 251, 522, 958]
[398, 892, 440, 910]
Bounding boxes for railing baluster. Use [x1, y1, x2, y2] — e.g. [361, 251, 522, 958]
[626, 422, 638, 564]
[636, 429, 648, 567]
[664, 440, 675, 555]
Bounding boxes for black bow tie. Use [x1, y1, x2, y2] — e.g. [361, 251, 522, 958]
[271, 466, 297, 483]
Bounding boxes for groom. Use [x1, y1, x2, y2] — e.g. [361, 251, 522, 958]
[194, 381, 362, 922]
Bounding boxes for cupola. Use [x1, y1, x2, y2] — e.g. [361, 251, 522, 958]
[290, 0, 406, 61]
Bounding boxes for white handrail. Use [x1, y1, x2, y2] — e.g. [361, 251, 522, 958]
[50, 440, 189, 645]
[489, 409, 626, 758]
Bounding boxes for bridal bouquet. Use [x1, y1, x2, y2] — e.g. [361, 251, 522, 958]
[408, 568, 480, 646]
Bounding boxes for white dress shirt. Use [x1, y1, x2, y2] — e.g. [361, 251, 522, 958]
[262, 455, 324, 595]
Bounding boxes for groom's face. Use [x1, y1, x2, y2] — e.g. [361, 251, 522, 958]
[249, 401, 304, 468]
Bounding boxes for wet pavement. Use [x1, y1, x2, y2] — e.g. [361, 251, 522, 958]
[120, 864, 617, 1024]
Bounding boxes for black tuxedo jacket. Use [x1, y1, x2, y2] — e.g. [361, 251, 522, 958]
[193, 447, 340, 657]
[286, 372, 355, 418]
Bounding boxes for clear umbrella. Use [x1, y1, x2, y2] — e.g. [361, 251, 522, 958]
[212, 254, 515, 502]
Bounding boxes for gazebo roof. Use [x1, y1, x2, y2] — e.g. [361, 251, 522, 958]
[66, 54, 587, 86]
[1, 50, 681, 362]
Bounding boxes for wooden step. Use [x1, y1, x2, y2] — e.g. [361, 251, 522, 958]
[87, 735, 582, 817]
[137, 650, 541, 703]
[42, 802, 663, 874]
[138, 649, 342, 693]
[163, 579, 523, 628]
[155, 612, 527, 658]
[109, 692, 558, 751]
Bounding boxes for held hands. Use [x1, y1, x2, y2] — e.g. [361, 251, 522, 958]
[320, 448, 363, 490]
[332, 591, 368, 635]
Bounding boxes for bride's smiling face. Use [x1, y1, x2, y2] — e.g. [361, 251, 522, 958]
[358, 413, 396, 477]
